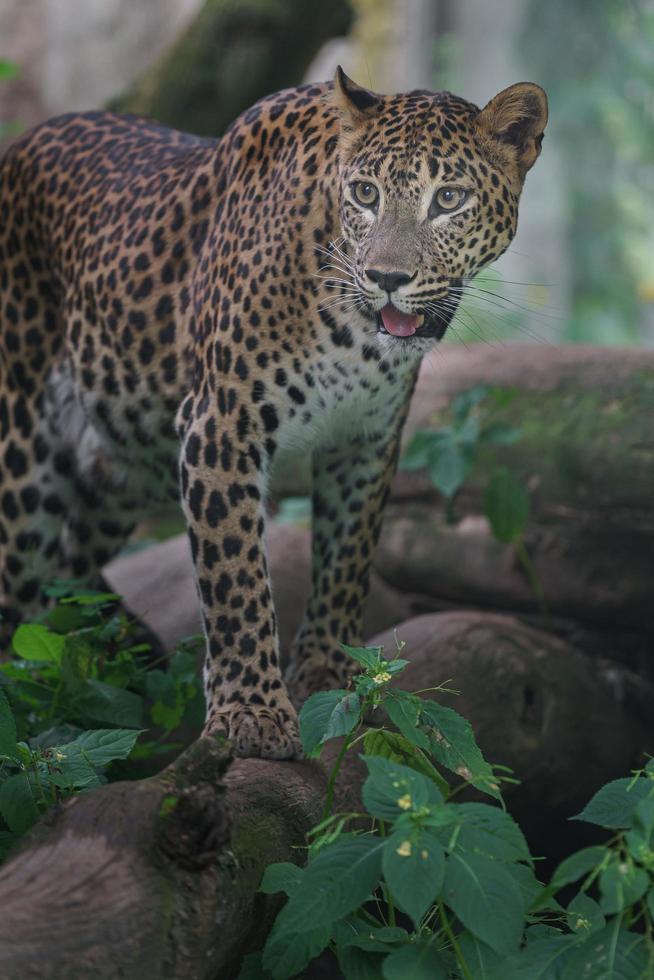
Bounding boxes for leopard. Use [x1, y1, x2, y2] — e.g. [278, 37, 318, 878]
[0, 68, 547, 759]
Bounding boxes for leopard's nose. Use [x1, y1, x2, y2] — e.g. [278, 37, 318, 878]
[365, 269, 415, 293]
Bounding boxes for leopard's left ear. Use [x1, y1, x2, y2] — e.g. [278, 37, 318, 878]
[475, 82, 548, 176]
[333, 66, 382, 130]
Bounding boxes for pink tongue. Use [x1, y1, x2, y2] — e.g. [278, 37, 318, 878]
[380, 303, 419, 337]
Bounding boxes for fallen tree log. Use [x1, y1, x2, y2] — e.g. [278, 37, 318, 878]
[0, 738, 324, 980]
[1, 611, 651, 978]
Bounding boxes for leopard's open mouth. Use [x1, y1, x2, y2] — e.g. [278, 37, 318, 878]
[374, 305, 457, 341]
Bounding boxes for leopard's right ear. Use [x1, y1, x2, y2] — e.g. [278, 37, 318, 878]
[333, 66, 382, 130]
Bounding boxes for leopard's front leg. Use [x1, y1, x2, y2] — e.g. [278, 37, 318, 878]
[286, 380, 416, 707]
[179, 398, 301, 760]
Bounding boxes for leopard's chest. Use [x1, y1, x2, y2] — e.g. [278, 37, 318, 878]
[272, 341, 418, 459]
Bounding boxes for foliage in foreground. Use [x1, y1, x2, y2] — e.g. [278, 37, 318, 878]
[245, 643, 654, 980]
[0, 588, 202, 860]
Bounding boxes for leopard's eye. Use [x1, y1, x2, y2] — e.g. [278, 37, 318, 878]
[430, 187, 468, 216]
[351, 181, 379, 209]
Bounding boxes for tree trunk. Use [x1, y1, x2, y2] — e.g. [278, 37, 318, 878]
[109, 0, 353, 136]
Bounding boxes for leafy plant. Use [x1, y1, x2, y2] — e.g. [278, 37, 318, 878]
[246, 642, 654, 979]
[0, 683, 141, 859]
[0, 588, 203, 861]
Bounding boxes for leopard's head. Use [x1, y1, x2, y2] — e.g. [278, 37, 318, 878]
[327, 67, 547, 353]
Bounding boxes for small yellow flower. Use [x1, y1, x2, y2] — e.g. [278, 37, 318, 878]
[421, 850, 429, 860]
[396, 840, 412, 857]
[53, 750, 66, 762]
[372, 671, 391, 685]
[397, 793, 412, 810]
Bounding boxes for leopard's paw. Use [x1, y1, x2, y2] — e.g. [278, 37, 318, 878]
[203, 700, 302, 760]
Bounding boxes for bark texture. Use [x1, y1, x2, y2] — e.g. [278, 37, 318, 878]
[0, 738, 324, 980]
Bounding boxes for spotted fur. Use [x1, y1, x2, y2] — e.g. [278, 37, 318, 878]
[0, 70, 547, 758]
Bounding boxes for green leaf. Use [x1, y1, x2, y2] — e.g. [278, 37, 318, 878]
[237, 952, 272, 980]
[0, 771, 40, 834]
[383, 692, 429, 750]
[598, 858, 649, 914]
[145, 669, 177, 707]
[49, 746, 107, 790]
[0, 687, 18, 760]
[361, 755, 441, 821]
[566, 892, 605, 936]
[259, 862, 304, 897]
[443, 851, 524, 956]
[453, 384, 490, 422]
[299, 690, 348, 756]
[551, 846, 607, 889]
[457, 932, 504, 979]
[488, 386, 518, 410]
[624, 830, 652, 865]
[263, 838, 385, 976]
[457, 411, 480, 447]
[481, 421, 522, 446]
[400, 430, 440, 471]
[150, 698, 185, 731]
[51, 728, 141, 770]
[429, 442, 469, 498]
[12, 624, 65, 663]
[382, 828, 445, 927]
[363, 729, 450, 797]
[560, 921, 649, 980]
[647, 887, 654, 920]
[77, 679, 143, 728]
[337, 946, 386, 980]
[419, 700, 500, 800]
[382, 941, 448, 980]
[334, 921, 408, 953]
[503, 930, 575, 979]
[505, 864, 549, 913]
[454, 802, 531, 863]
[59, 591, 119, 606]
[263, 923, 331, 979]
[572, 777, 653, 829]
[271, 835, 384, 934]
[341, 643, 383, 671]
[484, 468, 530, 544]
[323, 693, 360, 743]
[633, 797, 654, 840]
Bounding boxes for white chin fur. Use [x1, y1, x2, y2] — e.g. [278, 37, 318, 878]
[375, 331, 435, 359]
